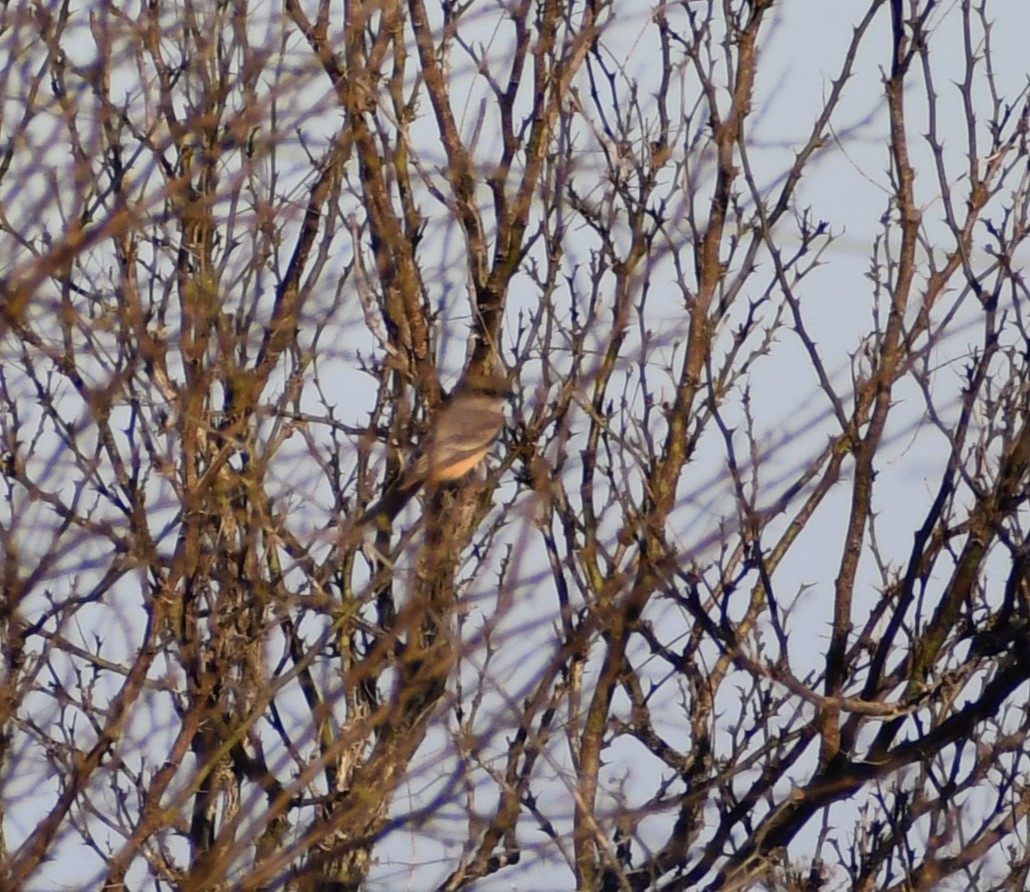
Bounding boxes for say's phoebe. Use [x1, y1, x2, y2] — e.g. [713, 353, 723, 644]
[358, 371, 511, 525]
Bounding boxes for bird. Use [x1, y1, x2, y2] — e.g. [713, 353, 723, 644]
[356, 371, 512, 526]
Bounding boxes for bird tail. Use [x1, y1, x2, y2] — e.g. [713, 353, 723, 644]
[353, 478, 423, 529]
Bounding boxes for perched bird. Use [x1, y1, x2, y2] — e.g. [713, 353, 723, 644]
[357, 371, 511, 525]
